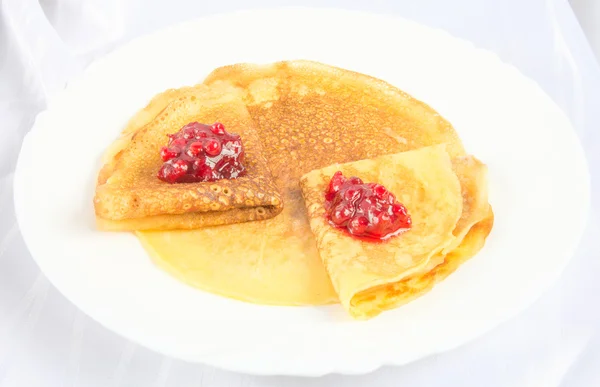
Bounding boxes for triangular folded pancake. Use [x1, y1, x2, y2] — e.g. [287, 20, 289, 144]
[300, 145, 464, 318]
[300, 145, 492, 319]
[94, 83, 283, 231]
[344, 157, 493, 318]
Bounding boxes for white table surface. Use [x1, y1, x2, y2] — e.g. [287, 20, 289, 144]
[1, 0, 600, 386]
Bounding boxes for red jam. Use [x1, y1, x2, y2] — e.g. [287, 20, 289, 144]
[325, 171, 412, 241]
[157, 122, 246, 184]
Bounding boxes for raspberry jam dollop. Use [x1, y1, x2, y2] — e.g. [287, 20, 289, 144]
[157, 122, 246, 184]
[325, 171, 412, 241]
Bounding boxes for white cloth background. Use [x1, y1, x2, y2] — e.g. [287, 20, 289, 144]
[571, 0, 600, 59]
[1, 0, 600, 386]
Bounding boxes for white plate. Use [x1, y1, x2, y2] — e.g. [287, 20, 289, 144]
[14, 8, 590, 376]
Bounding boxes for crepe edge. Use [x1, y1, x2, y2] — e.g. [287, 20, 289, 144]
[348, 206, 494, 319]
[96, 204, 283, 231]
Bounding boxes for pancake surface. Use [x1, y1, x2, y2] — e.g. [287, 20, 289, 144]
[94, 83, 282, 231]
[300, 146, 464, 318]
[300, 146, 492, 318]
[128, 60, 492, 309]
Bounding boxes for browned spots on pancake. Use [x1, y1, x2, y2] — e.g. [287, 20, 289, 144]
[205, 60, 465, 221]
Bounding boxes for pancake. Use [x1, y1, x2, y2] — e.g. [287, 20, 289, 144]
[130, 60, 492, 309]
[299, 146, 493, 318]
[137, 218, 339, 305]
[300, 146, 465, 318]
[94, 83, 282, 231]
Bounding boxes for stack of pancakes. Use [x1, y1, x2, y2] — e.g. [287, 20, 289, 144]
[94, 61, 493, 319]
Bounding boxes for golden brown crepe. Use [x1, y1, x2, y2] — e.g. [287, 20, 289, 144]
[94, 83, 282, 231]
[301, 145, 471, 318]
[113, 60, 492, 312]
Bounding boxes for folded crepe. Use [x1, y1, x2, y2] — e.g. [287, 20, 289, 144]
[94, 83, 283, 231]
[300, 145, 492, 319]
